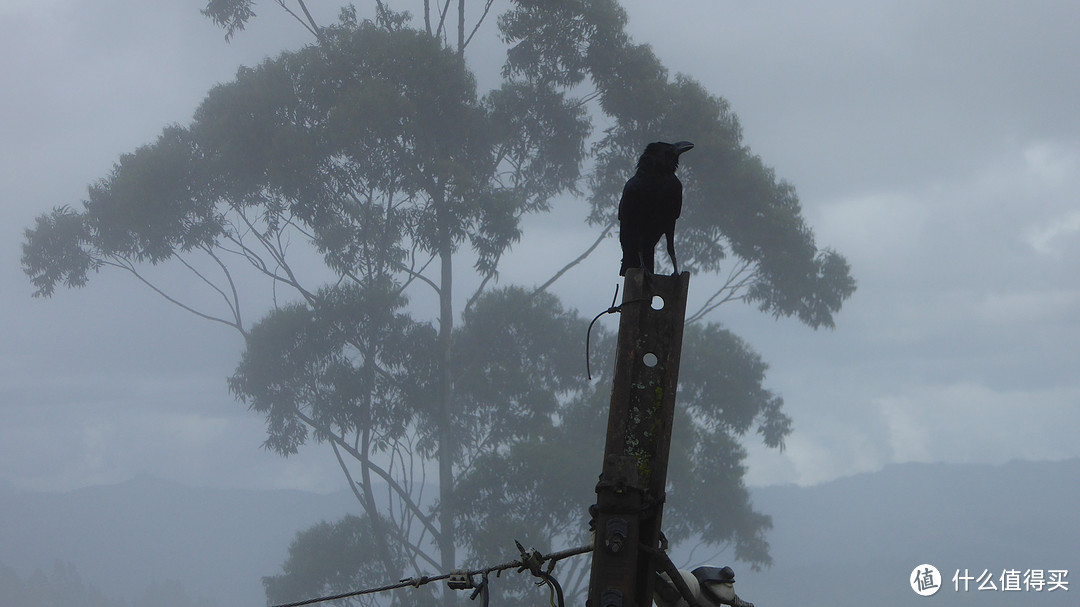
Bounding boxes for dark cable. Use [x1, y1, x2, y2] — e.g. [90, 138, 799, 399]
[537, 571, 566, 607]
[469, 572, 490, 607]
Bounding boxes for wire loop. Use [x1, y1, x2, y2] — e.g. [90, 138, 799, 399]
[586, 284, 649, 380]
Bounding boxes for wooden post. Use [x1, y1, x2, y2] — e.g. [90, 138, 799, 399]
[588, 269, 690, 607]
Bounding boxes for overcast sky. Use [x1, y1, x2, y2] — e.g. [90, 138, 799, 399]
[2, 0, 1078, 494]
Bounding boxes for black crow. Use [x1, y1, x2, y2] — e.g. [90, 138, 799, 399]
[618, 140, 694, 276]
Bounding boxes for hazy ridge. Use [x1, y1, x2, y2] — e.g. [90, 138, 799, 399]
[1, 459, 1077, 606]
[738, 458, 1079, 606]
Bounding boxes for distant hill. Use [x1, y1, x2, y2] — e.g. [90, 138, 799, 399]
[729, 459, 1080, 607]
[0, 460, 1076, 606]
[0, 475, 356, 606]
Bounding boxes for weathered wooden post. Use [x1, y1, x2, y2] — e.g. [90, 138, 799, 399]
[588, 268, 690, 607]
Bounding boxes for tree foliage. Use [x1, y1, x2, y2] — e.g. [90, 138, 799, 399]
[265, 515, 435, 607]
[500, 0, 855, 326]
[454, 322, 791, 575]
[22, 1, 855, 604]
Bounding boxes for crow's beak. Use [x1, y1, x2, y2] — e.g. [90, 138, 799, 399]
[673, 141, 695, 155]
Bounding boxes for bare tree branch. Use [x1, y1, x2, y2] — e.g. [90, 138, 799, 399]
[461, 0, 495, 51]
[456, 0, 465, 53]
[231, 205, 319, 305]
[294, 0, 322, 37]
[274, 0, 322, 41]
[295, 408, 444, 548]
[434, 0, 452, 43]
[174, 250, 241, 327]
[686, 259, 759, 324]
[393, 246, 441, 298]
[531, 220, 615, 298]
[104, 258, 247, 337]
[203, 245, 244, 329]
[463, 272, 494, 315]
[329, 437, 442, 573]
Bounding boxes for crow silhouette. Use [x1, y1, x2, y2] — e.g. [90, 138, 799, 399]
[619, 140, 694, 276]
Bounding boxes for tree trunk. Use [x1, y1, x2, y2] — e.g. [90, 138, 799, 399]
[436, 200, 457, 607]
[457, 0, 465, 54]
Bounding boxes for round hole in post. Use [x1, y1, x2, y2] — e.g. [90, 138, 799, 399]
[642, 352, 659, 368]
[651, 295, 665, 310]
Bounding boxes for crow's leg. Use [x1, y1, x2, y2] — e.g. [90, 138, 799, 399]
[638, 249, 653, 276]
[666, 232, 679, 276]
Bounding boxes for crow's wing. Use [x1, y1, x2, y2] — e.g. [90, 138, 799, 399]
[619, 175, 653, 274]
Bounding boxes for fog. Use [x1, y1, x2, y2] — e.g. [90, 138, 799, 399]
[2, 0, 1078, 605]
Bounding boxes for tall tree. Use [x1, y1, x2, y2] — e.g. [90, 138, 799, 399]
[23, 1, 854, 605]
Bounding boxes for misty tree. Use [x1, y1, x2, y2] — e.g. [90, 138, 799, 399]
[22, 1, 854, 605]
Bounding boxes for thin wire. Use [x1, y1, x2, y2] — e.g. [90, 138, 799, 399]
[271, 576, 447, 607]
[270, 545, 593, 607]
[585, 284, 649, 380]
[585, 284, 620, 380]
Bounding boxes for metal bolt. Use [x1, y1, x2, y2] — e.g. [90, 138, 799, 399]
[605, 518, 629, 553]
[601, 589, 623, 607]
